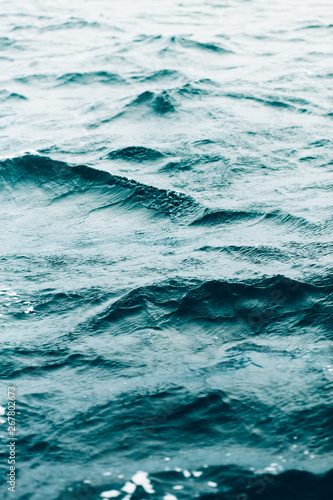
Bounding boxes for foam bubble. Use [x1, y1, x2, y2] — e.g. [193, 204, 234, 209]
[207, 481, 217, 487]
[131, 471, 154, 494]
[122, 482, 136, 494]
[264, 463, 283, 474]
[100, 490, 120, 498]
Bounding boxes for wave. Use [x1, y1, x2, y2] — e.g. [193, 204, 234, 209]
[13, 71, 124, 87]
[0, 154, 201, 220]
[56, 71, 124, 86]
[160, 151, 224, 173]
[165, 35, 233, 54]
[224, 92, 309, 112]
[177, 82, 210, 96]
[14, 73, 54, 85]
[0, 90, 27, 101]
[129, 90, 176, 114]
[197, 244, 289, 261]
[0, 153, 324, 235]
[0, 36, 16, 49]
[128, 33, 232, 54]
[0, 155, 326, 234]
[98, 79, 220, 124]
[191, 208, 320, 230]
[133, 68, 184, 82]
[191, 209, 260, 226]
[39, 19, 110, 31]
[81, 275, 332, 336]
[107, 146, 165, 162]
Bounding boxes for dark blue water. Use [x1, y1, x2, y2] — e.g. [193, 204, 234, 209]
[1, 0, 333, 499]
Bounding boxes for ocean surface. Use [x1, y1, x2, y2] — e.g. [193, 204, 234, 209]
[1, 0, 333, 498]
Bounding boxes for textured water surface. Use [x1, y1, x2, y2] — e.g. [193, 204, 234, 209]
[0, 0, 333, 499]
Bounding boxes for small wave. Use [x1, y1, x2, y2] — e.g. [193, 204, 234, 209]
[56, 71, 123, 86]
[197, 244, 289, 262]
[135, 69, 184, 82]
[170, 35, 233, 54]
[129, 90, 175, 114]
[0, 36, 16, 49]
[14, 73, 54, 85]
[160, 160, 193, 172]
[39, 18, 109, 32]
[308, 138, 331, 148]
[263, 209, 319, 229]
[191, 209, 259, 226]
[160, 152, 223, 173]
[129, 33, 232, 55]
[107, 146, 165, 162]
[177, 82, 210, 96]
[0, 90, 27, 102]
[191, 208, 319, 230]
[225, 92, 297, 110]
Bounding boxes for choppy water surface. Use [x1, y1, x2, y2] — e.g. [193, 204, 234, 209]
[1, 0, 333, 498]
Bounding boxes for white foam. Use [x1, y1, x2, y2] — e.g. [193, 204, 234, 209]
[164, 495, 177, 500]
[183, 470, 191, 478]
[122, 482, 136, 494]
[131, 471, 154, 494]
[173, 485, 183, 490]
[100, 491, 120, 498]
[102, 472, 112, 476]
[0, 406, 5, 416]
[264, 463, 283, 474]
[192, 471, 202, 477]
[207, 481, 217, 487]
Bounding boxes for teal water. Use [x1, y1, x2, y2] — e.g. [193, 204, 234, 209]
[0, 1, 332, 499]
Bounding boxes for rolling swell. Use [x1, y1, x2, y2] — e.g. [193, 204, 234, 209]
[80, 275, 333, 338]
[0, 154, 201, 220]
[2, 154, 305, 229]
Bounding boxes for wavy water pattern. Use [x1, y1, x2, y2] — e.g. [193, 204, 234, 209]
[0, 0, 332, 499]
